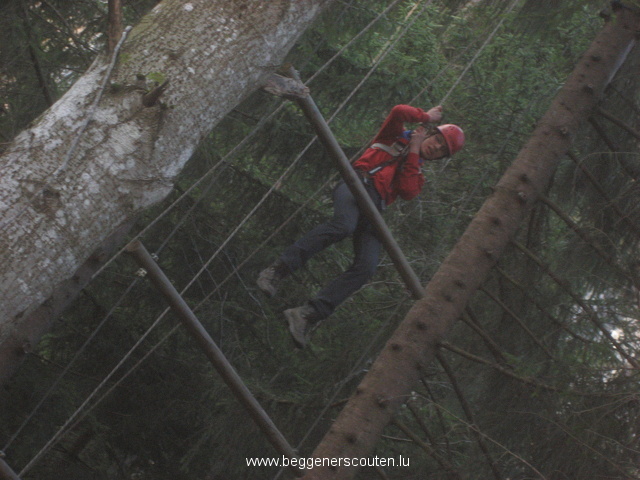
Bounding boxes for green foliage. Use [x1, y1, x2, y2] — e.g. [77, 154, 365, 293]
[0, 0, 160, 142]
[1, 0, 639, 479]
[145, 71, 167, 85]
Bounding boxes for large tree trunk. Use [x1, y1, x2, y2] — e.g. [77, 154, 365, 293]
[0, 0, 331, 383]
[302, 6, 639, 480]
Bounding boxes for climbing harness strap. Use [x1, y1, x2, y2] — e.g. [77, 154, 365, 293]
[367, 141, 409, 175]
[370, 142, 405, 157]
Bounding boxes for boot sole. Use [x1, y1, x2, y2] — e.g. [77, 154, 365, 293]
[283, 309, 306, 349]
[256, 278, 277, 297]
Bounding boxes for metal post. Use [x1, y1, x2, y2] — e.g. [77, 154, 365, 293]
[290, 82, 425, 300]
[126, 241, 303, 476]
[0, 455, 21, 480]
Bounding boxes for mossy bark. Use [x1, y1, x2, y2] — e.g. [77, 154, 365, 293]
[0, 0, 332, 384]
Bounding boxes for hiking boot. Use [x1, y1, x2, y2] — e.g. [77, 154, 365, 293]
[284, 304, 322, 349]
[257, 260, 290, 297]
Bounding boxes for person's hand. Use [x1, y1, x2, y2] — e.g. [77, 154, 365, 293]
[426, 105, 443, 123]
[409, 125, 427, 152]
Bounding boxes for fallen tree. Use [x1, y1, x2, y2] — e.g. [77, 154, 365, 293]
[0, 0, 332, 384]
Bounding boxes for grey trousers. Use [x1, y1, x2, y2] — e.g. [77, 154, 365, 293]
[280, 180, 384, 318]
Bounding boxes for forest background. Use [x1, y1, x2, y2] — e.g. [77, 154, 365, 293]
[0, 0, 639, 479]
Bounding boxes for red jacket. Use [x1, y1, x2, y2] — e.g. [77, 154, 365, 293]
[353, 104, 431, 205]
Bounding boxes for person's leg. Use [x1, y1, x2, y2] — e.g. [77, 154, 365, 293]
[279, 182, 359, 272]
[258, 182, 358, 297]
[310, 218, 381, 318]
[282, 181, 383, 348]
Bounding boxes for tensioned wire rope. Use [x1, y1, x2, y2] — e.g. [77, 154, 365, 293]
[13, 8, 624, 480]
[217, 13, 528, 464]
[4, 0, 408, 459]
[14, 0, 426, 473]
[17, 0, 526, 473]
[32, 8, 556, 480]
[271, 1, 525, 476]
[67, 0, 524, 476]
[391, 0, 528, 289]
[20, 0, 544, 474]
[285, 8, 633, 477]
[70, 0, 409, 285]
[384, 9, 517, 239]
[17, 0, 454, 471]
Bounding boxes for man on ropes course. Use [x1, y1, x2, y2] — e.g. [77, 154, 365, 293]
[257, 104, 464, 348]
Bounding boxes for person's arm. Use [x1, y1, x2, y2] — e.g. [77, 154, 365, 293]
[395, 125, 428, 200]
[373, 105, 442, 144]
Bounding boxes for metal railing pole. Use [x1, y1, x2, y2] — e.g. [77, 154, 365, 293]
[126, 240, 302, 476]
[292, 90, 425, 300]
[0, 455, 21, 480]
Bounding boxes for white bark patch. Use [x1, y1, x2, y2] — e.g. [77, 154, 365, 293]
[44, 138, 64, 152]
[35, 64, 106, 136]
[94, 107, 120, 125]
[109, 124, 143, 158]
[0, 0, 331, 352]
[16, 278, 32, 296]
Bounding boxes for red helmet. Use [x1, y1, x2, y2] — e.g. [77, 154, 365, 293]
[436, 124, 465, 156]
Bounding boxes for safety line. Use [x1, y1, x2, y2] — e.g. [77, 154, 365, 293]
[177, 0, 437, 304]
[437, 0, 520, 106]
[1, 280, 141, 453]
[80, 0, 406, 284]
[17, 0, 631, 475]
[7, 0, 410, 461]
[17, 0, 523, 469]
[14, 1, 422, 470]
